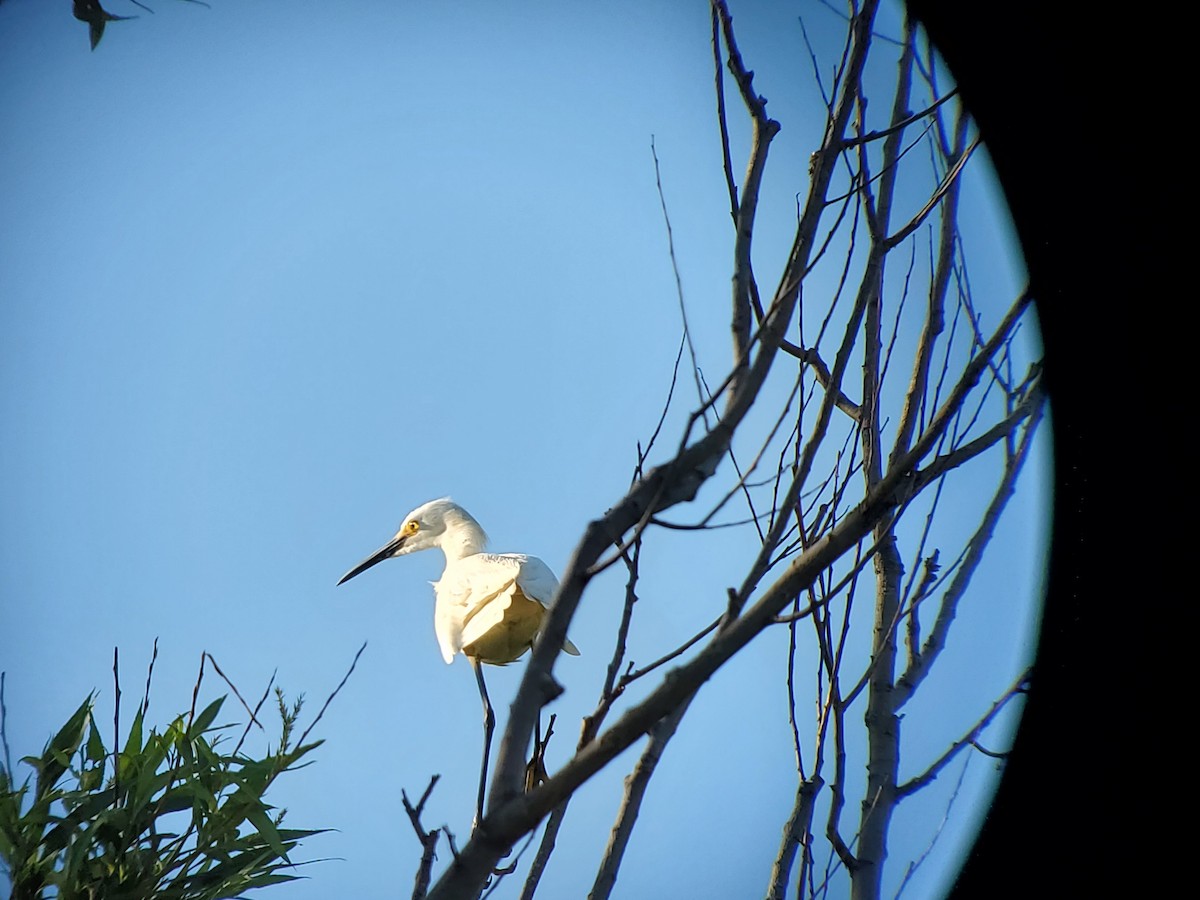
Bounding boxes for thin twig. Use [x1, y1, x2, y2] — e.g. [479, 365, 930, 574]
[618, 616, 722, 689]
[204, 652, 265, 731]
[894, 754, 970, 898]
[650, 510, 770, 531]
[712, 0, 781, 389]
[839, 89, 959, 148]
[651, 137, 706, 413]
[969, 740, 1007, 760]
[402, 775, 442, 900]
[140, 637, 159, 719]
[233, 670, 278, 758]
[186, 650, 206, 729]
[0, 672, 12, 777]
[897, 668, 1029, 796]
[884, 136, 980, 250]
[113, 646, 121, 805]
[297, 641, 367, 748]
[482, 829, 539, 897]
[711, 2, 739, 220]
[635, 333, 687, 481]
[712, 0, 773, 123]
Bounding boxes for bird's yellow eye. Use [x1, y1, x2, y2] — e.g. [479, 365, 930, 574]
[404, 520, 420, 535]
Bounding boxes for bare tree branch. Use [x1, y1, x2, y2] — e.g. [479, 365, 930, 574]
[884, 136, 979, 250]
[896, 393, 1044, 703]
[896, 669, 1029, 797]
[839, 89, 960, 148]
[588, 698, 692, 900]
[466, 3, 885, 851]
[767, 774, 824, 900]
[402, 775, 443, 900]
[890, 107, 967, 463]
[779, 341, 862, 418]
[711, 3, 739, 221]
[522, 535, 645, 900]
[419, 4, 1042, 897]
[711, 0, 782, 388]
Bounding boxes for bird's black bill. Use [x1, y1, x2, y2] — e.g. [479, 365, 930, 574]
[337, 535, 406, 585]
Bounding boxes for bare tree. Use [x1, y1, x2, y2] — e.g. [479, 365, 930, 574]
[401, 2, 1045, 898]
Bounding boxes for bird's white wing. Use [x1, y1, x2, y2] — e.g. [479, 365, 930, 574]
[512, 555, 580, 656]
[432, 581, 467, 664]
[434, 555, 524, 663]
[437, 554, 580, 660]
[508, 554, 557, 606]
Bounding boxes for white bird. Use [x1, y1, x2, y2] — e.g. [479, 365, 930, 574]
[336, 497, 579, 826]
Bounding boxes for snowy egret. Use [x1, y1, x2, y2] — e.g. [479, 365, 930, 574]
[336, 498, 579, 826]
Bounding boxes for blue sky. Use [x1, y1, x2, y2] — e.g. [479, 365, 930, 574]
[0, 2, 1048, 897]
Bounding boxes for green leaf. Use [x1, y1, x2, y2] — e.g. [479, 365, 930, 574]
[85, 720, 107, 764]
[191, 697, 226, 737]
[133, 748, 172, 811]
[123, 705, 146, 758]
[40, 819, 71, 855]
[48, 697, 93, 758]
[275, 827, 329, 842]
[158, 785, 198, 814]
[36, 696, 92, 800]
[142, 731, 171, 774]
[244, 804, 289, 859]
[193, 735, 221, 772]
[63, 785, 117, 824]
[78, 763, 103, 793]
[241, 871, 302, 889]
[189, 779, 219, 814]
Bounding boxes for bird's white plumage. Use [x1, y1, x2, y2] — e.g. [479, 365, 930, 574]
[339, 498, 579, 666]
[434, 552, 552, 662]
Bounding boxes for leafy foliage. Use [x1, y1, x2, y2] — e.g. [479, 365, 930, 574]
[0, 689, 325, 900]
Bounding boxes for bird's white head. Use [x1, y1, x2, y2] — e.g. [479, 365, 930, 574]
[337, 498, 488, 585]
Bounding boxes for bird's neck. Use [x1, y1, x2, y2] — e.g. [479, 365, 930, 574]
[440, 518, 488, 563]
